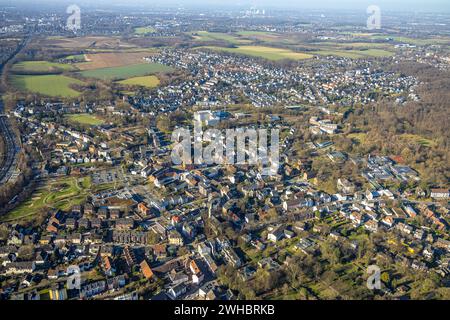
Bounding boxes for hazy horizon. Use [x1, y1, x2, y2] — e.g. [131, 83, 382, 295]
[1, 0, 450, 13]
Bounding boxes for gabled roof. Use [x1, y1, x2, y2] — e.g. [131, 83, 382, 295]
[140, 260, 154, 279]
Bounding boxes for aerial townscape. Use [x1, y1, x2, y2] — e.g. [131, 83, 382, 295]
[0, 0, 449, 302]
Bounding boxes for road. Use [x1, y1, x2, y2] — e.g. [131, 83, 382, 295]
[0, 37, 29, 184]
[0, 100, 20, 184]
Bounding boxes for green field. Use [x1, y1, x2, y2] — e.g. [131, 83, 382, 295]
[10, 74, 84, 98]
[11, 60, 76, 73]
[313, 48, 394, 59]
[135, 26, 157, 34]
[191, 31, 252, 45]
[65, 54, 87, 62]
[236, 31, 277, 36]
[202, 45, 313, 61]
[79, 63, 173, 80]
[1, 177, 92, 222]
[400, 134, 437, 147]
[65, 113, 105, 126]
[348, 133, 368, 144]
[118, 75, 160, 88]
[371, 35, 450, 46]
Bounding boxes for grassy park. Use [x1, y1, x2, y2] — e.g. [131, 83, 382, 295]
[65, 114, 105, 126]
[1, 177, 92, 222]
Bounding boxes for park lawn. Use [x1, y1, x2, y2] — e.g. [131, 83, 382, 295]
[1, 177, 92, 222]
[65, 113, 105, 126]
[399, 134, 437, 147]
[10, 74, 84, 98]
[348, 133, 368, 144]
[117, 75, 160, 88]
[202, 45, 313, 61]
[135, 26, 156, 34]
[11, 60, 76, 73]
[79, 63, 173, 80]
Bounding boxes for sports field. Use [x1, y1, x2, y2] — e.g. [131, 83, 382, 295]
[65, 113, 105, 126]
[118, 75, 160, 88]
[10, 74, 84, 98]
[202, 45, 313, 61]
[11, 60, 76, 73]
[79, 63, 173, 80]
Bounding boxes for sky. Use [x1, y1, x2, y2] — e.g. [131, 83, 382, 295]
[2, 0, 450, 13]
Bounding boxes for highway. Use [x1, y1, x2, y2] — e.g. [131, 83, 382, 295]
[0, 100, 20, 184]
[0, 38, 28, 185]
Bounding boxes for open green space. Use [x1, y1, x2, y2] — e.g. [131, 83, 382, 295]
[1, 177, 92, 222]
[400, 134, 437, 147]
[135, 26, 157, 35]
[10, 74, 84, 98]
[191, 31, 252, 44]
[236, 31, 277, 37]
[201, 45, 313, 61]
[371, 35, 450, 46]
[11, 60, 76, 73]
[313, 48, 394, 59]
[78, 63, 173, 80]
[117, 75, 160, 88]
[65, 54, 87, 62]
[348, 133, 368, 144]
[65, 113, 105, 126]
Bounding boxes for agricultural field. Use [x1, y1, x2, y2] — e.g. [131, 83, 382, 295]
[65, 113, 105, 126]
[190, 31, 252, 45]
[117, 75, 160, 88]
[370, 35, 450, 46]
[42, 36, 136, 49]
[78, 63, 173, 80]
[1, 177, 92, 222]
[340, 32, 450, 46]
[76, 50, 155, 71]
[313, 48, 394, 59]
[10, 74, 84, 98]
[236, 31, 297, 44]
[11, 60, 76, 73]
[236, 31, 277, 36]
[201, 45, 313, 61]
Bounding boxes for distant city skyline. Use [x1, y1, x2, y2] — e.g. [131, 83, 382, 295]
[1, 0, 450, 13]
